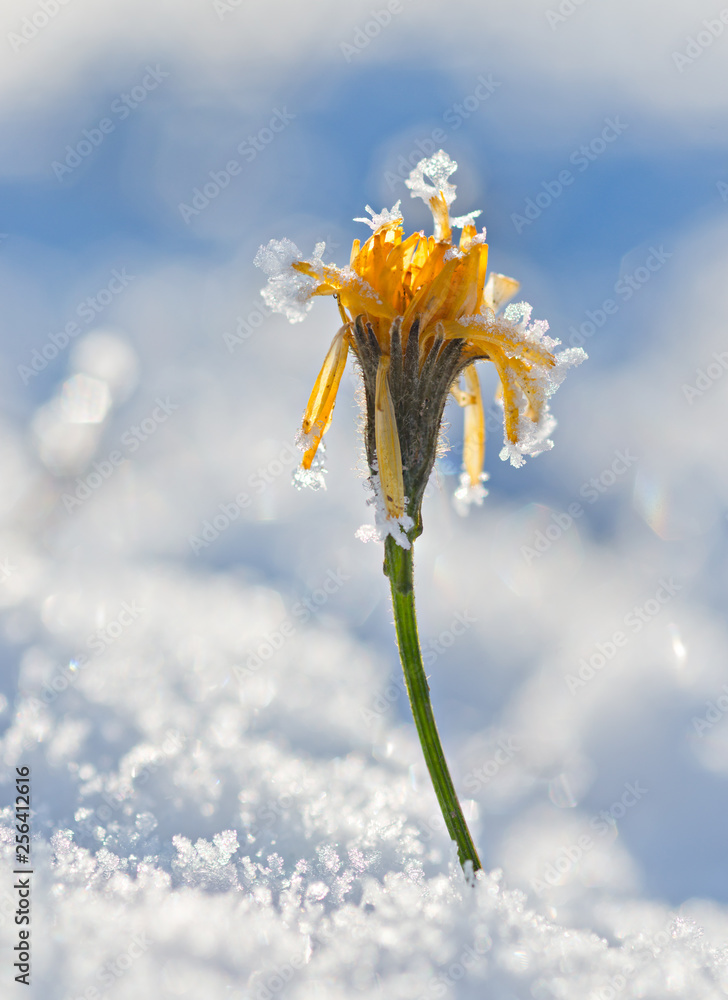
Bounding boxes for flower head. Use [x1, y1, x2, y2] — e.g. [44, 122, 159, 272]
[255, 151, 586, 544]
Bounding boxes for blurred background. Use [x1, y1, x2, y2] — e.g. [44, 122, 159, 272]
[1, 0, 728, 996]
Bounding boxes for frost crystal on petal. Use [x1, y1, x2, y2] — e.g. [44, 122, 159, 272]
[546, 346, 588, 396]
[499, 410, 557, 468]
[451, 210, 483, 229]
[503, 301, 533, 329]
[254, 238, 324, 324]
[497, 344, 587, 468]
[355, 473, 414, 549]
[453, 471, 489, 516]
[406, 150, 459, 207]
[293, 436, 327, 490]
[353, 202, 403, 231]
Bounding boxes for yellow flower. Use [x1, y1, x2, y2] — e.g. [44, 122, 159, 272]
[255, 151, 585, 542]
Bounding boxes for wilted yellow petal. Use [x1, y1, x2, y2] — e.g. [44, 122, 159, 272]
[459, 223, 478, 251]
[402, 253, 461, 333]
[461, 365, 485, 486]
[293, 260, 394, 321]
[429, 191, 451, 243]
[488, 351, 521, 444]
[482, 272, 520, 313]
[301, 326, 349, 469]
[450, 243, 488, 320]
[375, 356, 405, 518]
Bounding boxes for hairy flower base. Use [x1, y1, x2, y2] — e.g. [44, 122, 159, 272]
[354, 315, 470, 537]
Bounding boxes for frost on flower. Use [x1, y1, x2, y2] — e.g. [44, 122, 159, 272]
[355, 471, 415, 550]
[253, 238, 325, 323]
[453, 469, 489, 517]
[353, 201, 403, 231]
[254, 149, 586, 541]
[292, 435, 327, 491]
[405, 149, 459, 208]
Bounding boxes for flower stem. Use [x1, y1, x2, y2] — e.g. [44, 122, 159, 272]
[383, 534, 482, 877]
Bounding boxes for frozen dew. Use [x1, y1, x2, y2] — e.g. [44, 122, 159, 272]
[499, 411, 557, 469]
[254, 237, 321, 323]
[451, 210, 483, 229]
[546, 346, 588, 396]
[354, 523, 380, 543]
[353, 201, 403, 231]
[354, 473, 414, 548]
[292, 436, 327, 490]
[453, 470, 489, 516]
[406, 149, 459, 208]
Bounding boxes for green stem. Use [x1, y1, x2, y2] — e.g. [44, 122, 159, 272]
[384, 534, 482, 878]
